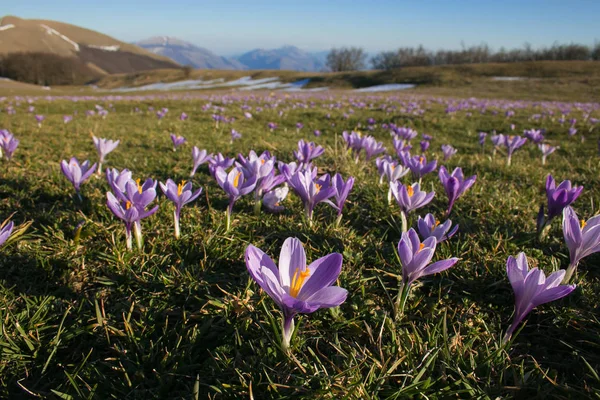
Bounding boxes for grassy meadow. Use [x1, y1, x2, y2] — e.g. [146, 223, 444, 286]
[0, 91, 599, 399]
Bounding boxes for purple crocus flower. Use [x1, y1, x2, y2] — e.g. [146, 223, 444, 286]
[568, 127, 577, 136]
[441, 144, 457, 161]
[331, 173, 354, 226]
[263, 186, 289, 213]
[562, 206, 600, 283]
[524, 129, 544, 144]
[504, 252, 576, 342]
[245, 237, 347, 351]
[0, 130, 19, 160]
[438, 166, 477, 216]
[208, 153, 235, 178]
[236, 151, 279, 208]
[92, 135, 119, 174]
[253, 169, 286, 213]
[422, 134, 433, 141]
[381, 159, 409, 203]
[544, 175, 583, 222]
[391, 182, 435, 232]
[279, 161, 301, 181]
[293, 139, 324, 169]
[231, 129, 242, 143]
[375, 155, 393, 185]
[313, 130, 321, 137]
[398, 229, 458, 285]
[35, 115, 45, 127]
[417, 213, 458, 243]
[295, 122, 304, 132]
[180, 112, 188, 121]
[505, 136, 527, 166]
[63, 115, 73, 124]
[420, 140, 430, 153]
[393, 139, 413, 164]
[106, 168, 133, 192]
[60, 158, 97, 194]
[0, 220, 14, 248]
[288, 169, 336, 225]
[342, 131, 363, 161]
[490, 134, 505, 157]
[107, 178, 159, 250]
[395, 229, 458, 315]
[393, 126, 418, 142]
[159, 179, 203, 238]
[190, 147, 213, 177]
[406, 155, 437, 181]
[267, 122, 277, 131]
[214, 166, 257, 230]
[538, 144, 557, 165]
[170, 134, 186, 151]
[361, 136, 386, 161]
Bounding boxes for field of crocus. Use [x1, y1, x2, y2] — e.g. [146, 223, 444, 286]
[0, 92, 599, 399]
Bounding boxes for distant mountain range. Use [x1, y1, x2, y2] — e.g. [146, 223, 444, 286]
[0, 16, 180, 75]
[235, 45, 326, 71]
[137, 36, 245, 70]
[137, 37, 327, 71]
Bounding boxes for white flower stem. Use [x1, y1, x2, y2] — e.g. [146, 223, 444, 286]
[133, 221, 143, 250]
[173, 210, 180, 239]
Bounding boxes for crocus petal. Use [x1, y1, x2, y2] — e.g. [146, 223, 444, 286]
[245, 245, 282, 297]
[531, 285, 576, 307]
[297, 253, 343, 300]
[278, 237, 306, 289]
[304, 286, 348, 309]
[420, 257, 459, 277]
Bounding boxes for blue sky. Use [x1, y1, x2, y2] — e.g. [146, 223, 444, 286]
[3, 0, 599, 55]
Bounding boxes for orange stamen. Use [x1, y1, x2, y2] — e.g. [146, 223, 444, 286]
[136, 178, 142, 194]
[407, 185, 414, 197]
[581, 219, 587, 229]
[289, 267, 311, 298]
[177, 180, 186, 196]
[418, 243, 425, 252]
[315, 183, 322, 193]
[125, 201, 132, 210]
[233, 172, 241, 188]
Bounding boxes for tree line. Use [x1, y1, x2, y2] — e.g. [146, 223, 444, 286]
[0, 52, 98, 86]
[326, 42, 600, 71]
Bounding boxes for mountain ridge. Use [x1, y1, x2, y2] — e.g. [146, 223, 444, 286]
[136, 36, 245, 70]
[136, 38, 327, 71]
[0, 15, 180, 75]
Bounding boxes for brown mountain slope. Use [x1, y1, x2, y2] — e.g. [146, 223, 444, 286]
[0, 15, 180, 75]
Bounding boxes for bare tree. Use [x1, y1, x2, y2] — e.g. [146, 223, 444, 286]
[326, 47, 367, 72]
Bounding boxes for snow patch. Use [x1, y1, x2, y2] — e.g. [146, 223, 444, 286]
[491, 76, 527, 81]
[109, 76, 321, 92]
[354, 83, 416, 92]
[88, 45, 120, 52]
[40, 24, 80, 51]
[0, 24, 15, 32]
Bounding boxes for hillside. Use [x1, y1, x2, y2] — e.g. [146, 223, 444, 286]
[137, 36, 244, 70]
[0, 16, 180, 75]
